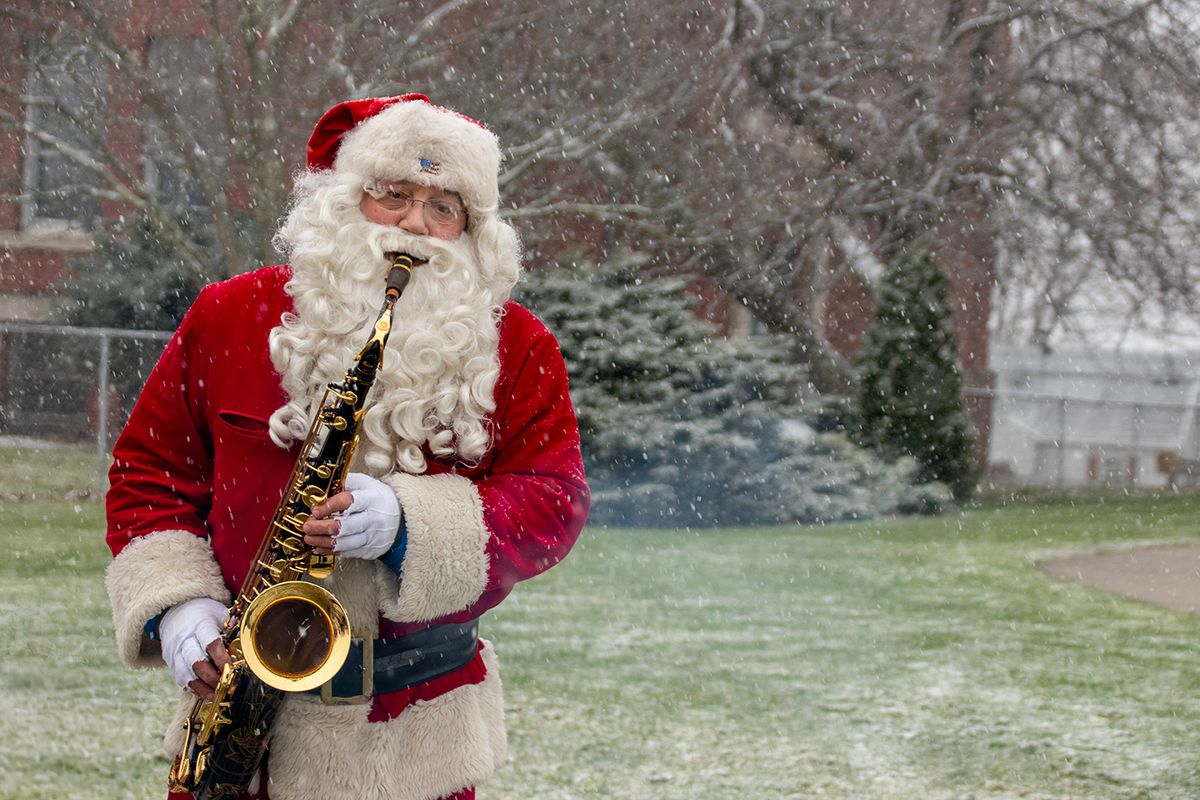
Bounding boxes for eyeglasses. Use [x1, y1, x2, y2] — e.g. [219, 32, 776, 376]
[363, 181, 466, 226]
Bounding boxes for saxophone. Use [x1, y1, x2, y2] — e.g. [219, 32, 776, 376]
[167, 254, 421, 800]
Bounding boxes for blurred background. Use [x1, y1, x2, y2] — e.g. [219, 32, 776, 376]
[2, 0, 1199, 517]
[4, 5, 1200, 798]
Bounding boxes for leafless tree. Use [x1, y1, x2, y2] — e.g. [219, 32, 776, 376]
[0, 0, 676, 284]
[722, 0, 1200, 359]
[0, 1, 617, 283]
[4, 0, 1198, 383]
[3, 0, 340, 283]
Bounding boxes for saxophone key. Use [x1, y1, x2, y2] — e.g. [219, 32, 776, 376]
[320, 411, 348, 431]
[297, 486, 328, 508]
[276, 536, 304, 556]
[327, 387, 358, 405]
[193, 749, 209, 781]
[274, 513, 308, 533]
[257, 558, 292, 581]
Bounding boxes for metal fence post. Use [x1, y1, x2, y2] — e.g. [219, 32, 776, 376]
[96, 332, 111, 496]
[1131, 403, 1142, 486]
[1057, 398, 1067, 487]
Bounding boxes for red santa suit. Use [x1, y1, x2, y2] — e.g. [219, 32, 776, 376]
[105, 94, 589, 800]
[104, 261, 589, 799]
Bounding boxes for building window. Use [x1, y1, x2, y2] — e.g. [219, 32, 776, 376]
[22, 36, 108, 230]
[144, 37, 224, 214]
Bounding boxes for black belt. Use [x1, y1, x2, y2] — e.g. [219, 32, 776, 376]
[306, 619, 480, 705]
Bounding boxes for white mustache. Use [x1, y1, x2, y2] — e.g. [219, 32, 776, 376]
[362, 224, 461, 266]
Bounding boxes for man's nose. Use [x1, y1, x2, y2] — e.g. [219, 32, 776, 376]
[395, 202, 428, 234]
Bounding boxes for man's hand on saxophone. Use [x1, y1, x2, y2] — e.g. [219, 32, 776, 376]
[155, 470, 403, 706]
[303, 471, 405, 563]
[158, 597, 232, 701]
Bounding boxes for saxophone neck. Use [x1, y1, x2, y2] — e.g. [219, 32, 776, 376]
[356, 301, 394, 379]
[359, 253, 422, 373]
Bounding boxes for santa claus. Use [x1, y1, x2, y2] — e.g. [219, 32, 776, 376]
[104, 94, 590, 800]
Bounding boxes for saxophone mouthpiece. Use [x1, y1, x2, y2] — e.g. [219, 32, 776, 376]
[384, 252, 424, 298]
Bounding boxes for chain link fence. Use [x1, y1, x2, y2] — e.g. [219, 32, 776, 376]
[3, 325, 1197, 494]
[0, 322, 172, 492]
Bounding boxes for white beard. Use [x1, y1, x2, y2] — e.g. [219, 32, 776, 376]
[268, 173, 505, 476]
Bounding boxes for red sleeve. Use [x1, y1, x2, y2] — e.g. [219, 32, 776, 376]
[478, 325, 590, 591]
[105, 287, 215, 557]
[377, 308, 590, 625]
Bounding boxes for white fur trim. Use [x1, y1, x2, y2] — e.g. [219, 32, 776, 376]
[376, 473, 491, 623]
[320, 557, 387, 636]
[162, 688, 197, 758]
[104, 530, 230, 668]
[263, 641, 506, 800]
[335, 100, 502, 216]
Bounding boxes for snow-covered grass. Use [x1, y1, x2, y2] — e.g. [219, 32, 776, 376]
[3, 443, 1198, 799]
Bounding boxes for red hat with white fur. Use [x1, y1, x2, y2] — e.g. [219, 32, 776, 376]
[307, 94, 502, 217]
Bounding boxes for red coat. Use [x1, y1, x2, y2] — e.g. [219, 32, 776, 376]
[104, 265, 589, 800]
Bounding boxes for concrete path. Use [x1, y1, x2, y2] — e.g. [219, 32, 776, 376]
[1039, 543, 1200, 613]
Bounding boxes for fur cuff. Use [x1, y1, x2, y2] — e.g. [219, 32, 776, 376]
[376, 472, 490, 623]
[104, 530, 230, 667]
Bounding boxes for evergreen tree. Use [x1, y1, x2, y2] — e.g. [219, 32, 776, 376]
[55, 212, 216, 415]
[516, 252, 950, 526]
[855, 247, 977, 500]
[63, 212, 215, 331]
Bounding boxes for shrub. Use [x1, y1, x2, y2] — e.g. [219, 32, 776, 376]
[516, 253, 950, 526]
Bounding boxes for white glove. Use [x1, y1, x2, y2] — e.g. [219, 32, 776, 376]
[334, 472, 402, 560]
[158, 597, 227, 691]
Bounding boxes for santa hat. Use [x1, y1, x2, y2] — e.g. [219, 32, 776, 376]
[306, 95, 522, 300]
[307, 94, 502, 218]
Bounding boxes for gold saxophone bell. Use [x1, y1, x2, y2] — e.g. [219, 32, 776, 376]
[239, 581, 352, 692]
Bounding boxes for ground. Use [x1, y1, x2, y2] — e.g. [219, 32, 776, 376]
[1039, 543, 1200, 613]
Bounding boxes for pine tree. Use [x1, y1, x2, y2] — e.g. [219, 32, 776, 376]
[63, 212, 213, 331]
[855, 247, 977, 500]
[53, 212, 218, 415]
[516, 252, 951, 526]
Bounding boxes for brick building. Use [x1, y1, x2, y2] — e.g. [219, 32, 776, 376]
[1, 5, 230, 319]
[1, 2, 995, 465]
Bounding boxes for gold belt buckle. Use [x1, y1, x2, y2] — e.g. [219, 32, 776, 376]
[320, 635, 374, 705]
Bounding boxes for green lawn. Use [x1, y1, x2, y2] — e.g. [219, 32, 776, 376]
[1, 442, 1197, 799]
